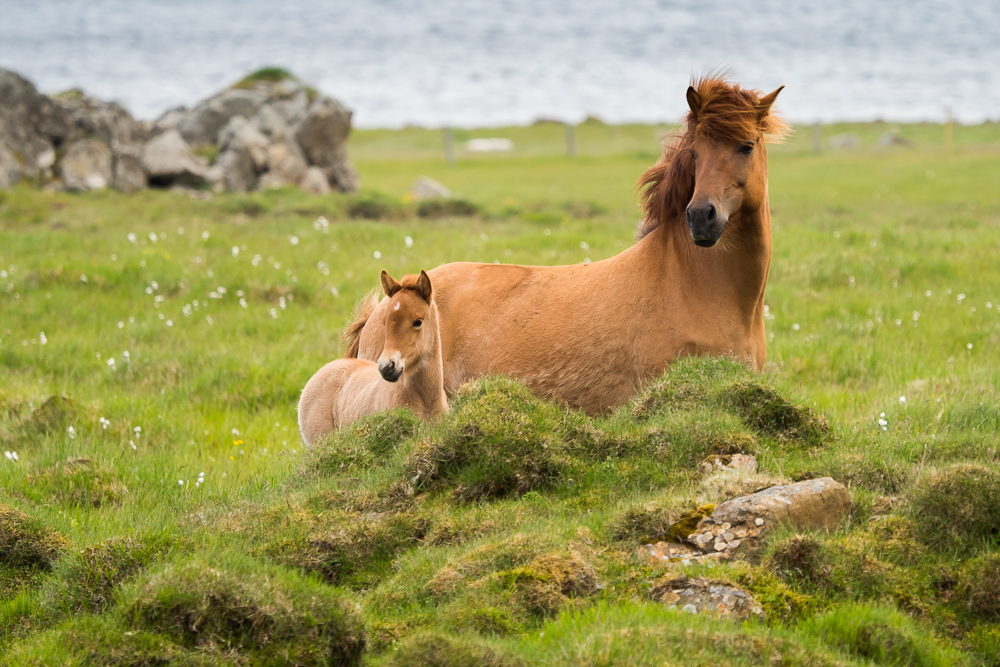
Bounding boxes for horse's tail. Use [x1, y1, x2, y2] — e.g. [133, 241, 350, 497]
[343, 289, 379, 358]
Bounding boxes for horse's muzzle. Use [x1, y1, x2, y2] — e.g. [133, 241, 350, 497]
[686, 201, 726, 247]
[378, 360, 403, 382]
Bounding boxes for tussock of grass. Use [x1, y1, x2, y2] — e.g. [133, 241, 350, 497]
[801, 603, 961, 667]
[416, 199, 480, 219]
[232, 66, 295, 88]
[309, 410, 420, 476]
[121, 552, 366, 664]
[908, 463, 1000, 551]
[954, 553, 1000, 621]
[23, 458, 128, 508]
[722, 381, 830, 446]
[21, 395, 77, 435]
[609, 501, 715, 544]
[347, 191, 405, 220]
[0, 503, 69, 570]
[266, 511, 427, 587]
[383, 632, 526, 667]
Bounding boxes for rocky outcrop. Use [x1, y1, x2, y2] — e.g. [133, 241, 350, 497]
[650, 577, 765, 621]
[0, 68, 357, 194]
[140, 130, 209, 187]
[59, 139, 113, 191]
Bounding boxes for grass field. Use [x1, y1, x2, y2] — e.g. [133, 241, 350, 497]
[1, 119, 999, 665]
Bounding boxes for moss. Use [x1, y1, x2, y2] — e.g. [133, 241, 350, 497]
[727, 562, 823, 624]
[721, 381, 830, 445]
[232, 66, 295, 89]
[609, 502, 714, 544]
[384, 632, 526, 667]
[41, 533, 178, 616]
[416, 199, 480, 219]
[492, 552, 598, 616]
[909, 463, 1000, 552]
[801, 602, 961, 667]
[0, 503, 69, 570]
[426, 533, 541, 599]
[266, 512, 425, 587]
[309, 409, 420, 476]
[954, 553, 1000, 621]
[190, 143, 219, 165]
[404, 377, 565, 501]
[120, 552, 366, 664]
[965, 624, 1000, 667]
[347, 192, 405, 220]
[24, 458, 128, 508]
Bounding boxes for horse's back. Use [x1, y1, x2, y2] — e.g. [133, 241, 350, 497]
[298, 358, 376, 445]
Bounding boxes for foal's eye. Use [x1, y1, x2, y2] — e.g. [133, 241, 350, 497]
[738, 142, 755, 155]
[413, 319, 423, 328]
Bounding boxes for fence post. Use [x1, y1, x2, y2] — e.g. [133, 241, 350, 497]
[443, 127, 456, 166]
[565, 122, 576, 157]
[944, 107, 954, 152]
[812, 122, 822, 154]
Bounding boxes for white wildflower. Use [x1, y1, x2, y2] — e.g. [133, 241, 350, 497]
[270, 308, 278, 319]
[899, 396, 906, 405]
[239, 298, 248, 309]
[580, 241, 589, 250]
[127, 232, 137, 243]
[148, 232, 157, 242]
[289, 235, 299, 246]
[373, 250, 382, 259]
[107, 357, 116, 371]
[232, 246, 240, 257]
[792, 323, 800, 331]
[404, 235, 413, 248]
[39, 331, 47, 345]
[201, 231, 210, 240]
[68, 425, 76, 439]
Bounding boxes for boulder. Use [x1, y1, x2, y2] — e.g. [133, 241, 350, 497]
[0, 145, 20, 188]
[264, 143, 307, 186]
[0, 69, 72, 177]
[152, 106, 189, 134]
[219, 116, 269, 170]
[177, 88, 264, 147]
[50, 89, 147, 149]
[412, 176, 451, 200]
[254, 105, 294, 143]
[140, 130, 208, 187]
[113, 150, 147, 192]
[688, 477, 851, 554]
[294, 97, 358, 192]
[59, 139, 113, 191]
[215, 145, 256, 193]
[650, 577, 765, 622]
[300, 166, 331, 195]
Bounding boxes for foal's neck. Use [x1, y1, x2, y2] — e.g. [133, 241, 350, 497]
[401, 311, 447, 415]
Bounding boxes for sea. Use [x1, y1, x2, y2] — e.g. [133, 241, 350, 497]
[1, 0, 997, 127]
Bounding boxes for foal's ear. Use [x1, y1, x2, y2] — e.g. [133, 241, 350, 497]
[415, 270, 433, 302]
[380, 270, 402, 297]
[757, 86, 784, 118]
[686, 86, 703, 118]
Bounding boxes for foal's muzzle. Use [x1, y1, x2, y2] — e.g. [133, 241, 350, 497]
[378, 359, 403, 382]
[686, 201, 726, 247]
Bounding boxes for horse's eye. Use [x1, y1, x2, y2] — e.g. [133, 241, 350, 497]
[738, 142, 755, 155]
[413, 319, 423, 328]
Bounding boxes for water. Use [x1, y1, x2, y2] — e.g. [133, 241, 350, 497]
[1, 0, 997, 127]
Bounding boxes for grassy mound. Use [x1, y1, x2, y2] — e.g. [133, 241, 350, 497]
[954, 553, 1000, 621]
[0, 504, 69, 571]
[382, 632, 526, 667]
[22, 458, 128, 508]
[908, 463, 1000, 551]
[800, 603, 961, 666]
[416, 199, 480, 219]
[21, 396, 77, 435]
[120, 551, 366, 664]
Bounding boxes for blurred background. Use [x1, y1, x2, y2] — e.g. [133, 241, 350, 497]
[1, 0, 997, 127]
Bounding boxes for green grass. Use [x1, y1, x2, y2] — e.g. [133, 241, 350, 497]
[1, 120, 999, 664]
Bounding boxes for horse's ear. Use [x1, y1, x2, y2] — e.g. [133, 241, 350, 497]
[380, 270, 402, 297]
[415, 270, 433, 302]
[686, 86, 702, 118]
[757, 85, 784, 119]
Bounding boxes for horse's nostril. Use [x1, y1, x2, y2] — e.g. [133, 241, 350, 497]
[705, 203, 717, 223]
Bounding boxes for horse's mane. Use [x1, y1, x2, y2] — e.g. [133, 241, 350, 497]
[636, 75, 789, 240]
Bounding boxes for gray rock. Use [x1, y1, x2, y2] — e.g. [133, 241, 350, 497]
[300, 166, 331, 195]
[50, 89, 147, 150]
[0, 145, 21, 188]
[294, 97, 358, 192]
[177, 88, 264, 146]
[215, 145, 256, 193]
[254, 105, 294, 143]
[153, 106, 189, 134]
[113, 150, 147, 192]
[140, 130, 208, 187]
[219, 116, 269, 171]
[828, 133, 860, 150]
[412, 176, 451, 200]
[651, 577, 765, 622]
[0, 69, 72, 177]
[59, 139, 112, 191]
[687, 478, 851, 555]
[264, 142, 308, 186]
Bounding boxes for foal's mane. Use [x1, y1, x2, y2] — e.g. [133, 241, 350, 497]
[636, 75, 789, 240]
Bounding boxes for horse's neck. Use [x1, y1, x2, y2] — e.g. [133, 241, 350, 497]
[655, 205, 771, 322]
[401, 312, 447, 414]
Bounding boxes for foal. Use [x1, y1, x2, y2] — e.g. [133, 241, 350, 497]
[298, 270, 447, 445]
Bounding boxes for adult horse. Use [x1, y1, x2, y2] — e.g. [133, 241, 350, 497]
[346, 76, 787, 415]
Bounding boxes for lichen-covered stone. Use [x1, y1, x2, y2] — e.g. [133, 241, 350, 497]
[650, 577, 765, 621]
